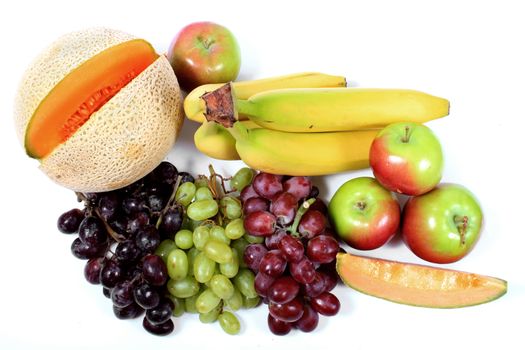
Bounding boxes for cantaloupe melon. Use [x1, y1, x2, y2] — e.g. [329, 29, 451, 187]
[336, 253, 507, 308]
[14, 27, 183, 192]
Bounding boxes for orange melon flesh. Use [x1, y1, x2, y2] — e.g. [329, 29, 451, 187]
[25, 39, 158, 159]
[336, 253, 507, 308]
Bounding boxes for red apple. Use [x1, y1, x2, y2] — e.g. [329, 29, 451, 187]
[328, 177, 400, 250]
[401, 183, 483, 264]
[167, 21, 241, 91]
[370, 122, 443, 196]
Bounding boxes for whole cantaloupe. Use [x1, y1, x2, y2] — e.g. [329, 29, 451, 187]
[14, 27, 183, 192]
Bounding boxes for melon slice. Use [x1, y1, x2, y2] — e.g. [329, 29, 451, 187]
[25, 39, 158, 158]
[336, 253, 507, 308]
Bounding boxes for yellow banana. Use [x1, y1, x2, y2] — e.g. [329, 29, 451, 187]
[194, 120, 260, 160]
[203, 84, 450, 132]
[225, 122, 378, 176]
[184, 72, 346, 123]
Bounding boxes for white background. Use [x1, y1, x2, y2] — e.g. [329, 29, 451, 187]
[0, 0, 524, 349]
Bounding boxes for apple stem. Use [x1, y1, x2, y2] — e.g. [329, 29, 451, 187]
[456, 215, 468, 245]
[402, 125, 411, 143]
[289, 198, 316, 238]
[356, 201, 366, 211]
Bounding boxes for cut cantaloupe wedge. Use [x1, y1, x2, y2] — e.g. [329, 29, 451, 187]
[336, 253, 507, 308]
[25, 39, 158, 159]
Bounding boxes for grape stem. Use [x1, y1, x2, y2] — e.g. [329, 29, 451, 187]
[288, 198, 316, 238]
[155, 175, 183, 229]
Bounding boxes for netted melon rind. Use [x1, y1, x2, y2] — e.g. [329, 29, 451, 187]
[14, 27, 136, 144]
[39, 55, 183, 192]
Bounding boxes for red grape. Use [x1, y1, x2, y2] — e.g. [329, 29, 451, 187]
[294, 304, 319, 332]
[267, 314, 292, 336]
[308, 198, 328, 215]
[270, 192, 298, 225]
[283, 176, 312, 201]
[302, 272, 326, 298]
[265, 229, 287, 250]
[267, 276, 300, 304]
[269, 297, 304, 322]
[306, 235, 339, 264]
[243, 243, 268, 272]
[244, 211, 276, 236]
[240, 184, 259, 202]
[289, 257, 316, 284]
[310, 292, 340, 316]
[243, 197, 269, 215]
[277, 235, 304, 263]
[283, 176, 312, 200]
[298, 210, 326, 239]
[254, 272, 276, 298]
[252, 173, 283, 199]
[259, 250, 287, 277]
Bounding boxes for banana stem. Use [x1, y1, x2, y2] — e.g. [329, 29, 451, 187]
[202, 83, 238, 127]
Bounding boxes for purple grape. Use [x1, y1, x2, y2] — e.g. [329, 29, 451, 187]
[278, 235, 304, 263]
[259, 250, 287, 277]
[57, 208, 84, 234]
[289, 257, 316, 284]
[267, 276, 300, 304]
[243, 244, 268, 272]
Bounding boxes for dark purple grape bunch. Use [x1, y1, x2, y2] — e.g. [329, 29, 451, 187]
[56, 161, 195, 336]
[241, 172, 341, 335]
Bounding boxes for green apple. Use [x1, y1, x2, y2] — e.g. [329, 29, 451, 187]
[369, 122, 443, 196]
[167, 21, 241, 91]
[401, 183, 483, 263]
[328, 177, 400, 250]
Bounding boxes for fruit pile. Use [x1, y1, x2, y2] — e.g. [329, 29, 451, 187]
[14, 20, 507, 341]
[240, 173, 340, 334]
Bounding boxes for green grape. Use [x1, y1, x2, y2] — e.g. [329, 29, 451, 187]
[244, 233, 264, 244]
[167, 248, 188, 281]
[196, 289, 222, 314]
[209, 274, 235, 300]
[231, 238, 249, 268]
[220, 248, 239, 278]
[176, 181, 197, 206]
[167, 276, 200, 298]
[187, 199, 219, 221]
[154, 239, 177, 264]
[193, 226, 210, 251]
[224, 288, 242, 311]
[242, 295, 261, 309]
[225, 218, 245, 240]
[209, 226, 230, 245]
[184, 294, 199, 313]
[220, 196, 242, 220]
[199, 302, 222, 323]
[174, 229, 194, 249]
[230, 167, 255, 192]
[193, 252, 216, 283]
[204, 240, 233, 264]
[195, 186, 214, 201]
[233, 269, 257, 298]
[187, 247, 200, 277]
[166, 295, 185, 317]
[218, 311, 241, 335]
[194, 176, 209, 189]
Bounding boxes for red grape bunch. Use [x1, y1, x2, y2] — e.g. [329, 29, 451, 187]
[241, 173, 341, 335]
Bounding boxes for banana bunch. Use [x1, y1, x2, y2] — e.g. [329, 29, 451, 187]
[186, 73, 449, 176]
